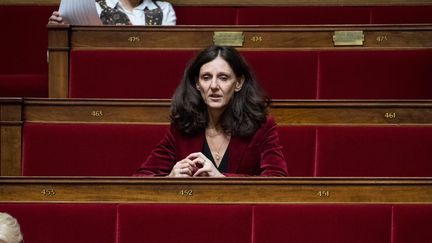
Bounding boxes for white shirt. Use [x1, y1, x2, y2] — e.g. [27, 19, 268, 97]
[96, 0, 176, 25]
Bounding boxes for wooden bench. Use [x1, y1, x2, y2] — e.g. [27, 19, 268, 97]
[2, 1, 432, 97]
[0, 177, 431, 242]
[48, 25, 432, 98]
[2, 98, 432, 176]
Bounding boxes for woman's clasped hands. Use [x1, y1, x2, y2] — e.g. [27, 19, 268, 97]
[167, 152, 225, 177]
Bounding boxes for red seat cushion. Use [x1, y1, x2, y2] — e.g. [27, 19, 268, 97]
[254, 204, 392, 243]
[0, 203, 117, 243]
[319, 50, 432, 99]
[242, 51, 318, 99]
[238, 6, 371, 25]
[371, 6, 432, 24]
[0, 5, 54, 97]
[175, 6, 237, 25]
[0, 5, 55, 75]
[22, 123, 169, 176]
[316, 126, 432, 177]
[0, 74, 47, 97]
[118, 204, 252, 243]
[69, 50, 196, 98]
[393, 205, 432, 243]
[278, 126, 316, 176]
[70, 50, 318, 99]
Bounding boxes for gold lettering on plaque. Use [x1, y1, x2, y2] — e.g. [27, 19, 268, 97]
[41, 189, 56, 197]
[251, 36, 263, 42]
[179, 189, 193, 196]
[333, 31, 364, 46]
[317, 191, 330, 197]
[384, 112, 396, 119]
[376, 35, 388, 42]
[213, 32, 244, 47]
[91, 110, 104, 117]
[128, 36, 141, 42]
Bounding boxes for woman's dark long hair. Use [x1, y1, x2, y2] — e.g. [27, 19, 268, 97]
[170, 45, 270, 137]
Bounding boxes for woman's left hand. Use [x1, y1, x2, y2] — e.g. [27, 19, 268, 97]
[186, 152, 225, 177]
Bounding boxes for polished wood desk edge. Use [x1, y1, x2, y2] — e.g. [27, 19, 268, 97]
[60, 24, 432, 31]
[1, 98, 431, 125]
[18, 98, 432, 107]
[1, 176, 431, 184]
[1, 177, 431, 204]
[45, 24, 432, 51]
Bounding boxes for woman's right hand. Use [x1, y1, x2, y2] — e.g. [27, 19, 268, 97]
[167, 158, 198, 177]
[48, 11, 64, 24]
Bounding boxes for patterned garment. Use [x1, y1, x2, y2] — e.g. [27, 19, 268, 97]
[144, 4, 163, 25]
[95, 0, 163, 25]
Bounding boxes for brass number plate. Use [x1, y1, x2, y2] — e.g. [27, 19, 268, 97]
[213, 32, 244, 47]
[333, 31, 364, 46]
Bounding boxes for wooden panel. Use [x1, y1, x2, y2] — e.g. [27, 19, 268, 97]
[0, 177, 431, 203]
[24, 99, 171, 124]
[0, 98, 22, 122]
[48, 25, 70, 98]
[1, 0, 432, 6]
[23, 99, 432, 125]
[48, 25, 432, 98]
[270, 100, 432, 125]
[0, 98, 428, 177]
[0, 99, 23, 176]
[0, 126, 22, 176]
[68, 25, 432, 49]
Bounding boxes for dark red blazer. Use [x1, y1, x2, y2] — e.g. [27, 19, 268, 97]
[134, 116, 288, 176]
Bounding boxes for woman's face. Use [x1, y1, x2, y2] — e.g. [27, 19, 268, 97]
[196, 56, 244, 112]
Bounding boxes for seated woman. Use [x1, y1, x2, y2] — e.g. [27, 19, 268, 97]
[135, 45, 288, 177]
[48, 0, 176, 25]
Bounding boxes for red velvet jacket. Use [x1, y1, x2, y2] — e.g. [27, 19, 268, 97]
[134, 116, 288, 176]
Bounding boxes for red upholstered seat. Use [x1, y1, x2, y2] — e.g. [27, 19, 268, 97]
[0, 203, 117, 243]
[278, 126, 316, 176]
[1, 203, 431, 243]
[0, 5, 55, 97]
[176, 6, 432, 25]
[242, 51, 318, 99]
[69, 50, 197, 98]
[117, 204, 252, 243]
[21, 124, 432, 177]
[316, 126, 432, 177]
[253, 204, 392, 243]
[175, 6, 238, 25]
[237, 6, 371, 25]
[69, 49, 432, 99]
[371, 6, 432, 24]
[0, 74, 47, 97]
[319, 50, 432, 99]
[69, 50, 318, 99]
[22, 123, 169, 176]
[393, 205, 432, 243]
[21, 123, 315, 177]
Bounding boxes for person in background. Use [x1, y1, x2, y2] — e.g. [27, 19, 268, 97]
[135, 45, 288, 177]
[48, 0, 176, 25]
[0, 213, 23, 243]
